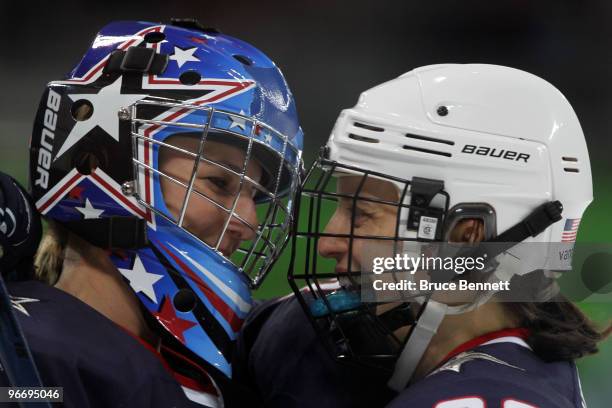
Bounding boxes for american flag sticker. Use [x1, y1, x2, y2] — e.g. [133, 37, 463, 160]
[562, 218, 580, 242]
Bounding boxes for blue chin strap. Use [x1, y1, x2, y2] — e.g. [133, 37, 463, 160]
[309, 290, 362, 318]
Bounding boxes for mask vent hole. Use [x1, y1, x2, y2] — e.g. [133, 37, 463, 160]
[402, 145, 451, 157]
[564, 168, 579, 173]
[74, 152, 100, 175]
[405, 133, 454, 145]
[349, 133, 379, 143]
[179, 70, 202, 85]
[233, 55, 253, 66]
[173, 289, 197, 313]
[353, 122, 384, 132]
[562, 157, 578, 162]
[71, 100, 94, 121]
[144, 32, 166, 44]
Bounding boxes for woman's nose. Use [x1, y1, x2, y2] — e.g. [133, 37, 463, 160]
[230, 194, 259, 241]
[317, 212, 349, 261]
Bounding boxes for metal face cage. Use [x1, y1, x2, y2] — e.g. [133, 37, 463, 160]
[129, 96, 301, 288]
[288, 155, 450, 371]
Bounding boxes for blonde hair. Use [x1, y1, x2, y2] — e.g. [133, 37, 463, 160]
[34, 221, 68, 284]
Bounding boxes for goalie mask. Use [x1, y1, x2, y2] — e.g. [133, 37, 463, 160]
[29, 20, 303, 378]
[288, 64, 591, 390]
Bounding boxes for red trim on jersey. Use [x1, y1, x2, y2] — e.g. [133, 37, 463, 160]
[440, 328, 530, 365]
[172, 369, 218, 396]
[118, 327, 172, 371]
[161, 345, 219, 396]
[117, 326, 218, 396]
[174, 371, 207, 392]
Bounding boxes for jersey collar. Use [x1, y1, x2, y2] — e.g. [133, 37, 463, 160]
[440, 327, 530, 365]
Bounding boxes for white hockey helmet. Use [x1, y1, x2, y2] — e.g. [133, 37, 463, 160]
[327, 63, 591, 242]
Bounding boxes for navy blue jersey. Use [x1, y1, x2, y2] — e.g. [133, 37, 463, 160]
[235, 294, 587, 408]
[233, 294, 395, 408]
[6, 280, 223, 408]
[387, 338, 586, 408]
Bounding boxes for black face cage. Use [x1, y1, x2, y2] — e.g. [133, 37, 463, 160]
[287, 154, 451, 372]
[129, 96, 300, 288]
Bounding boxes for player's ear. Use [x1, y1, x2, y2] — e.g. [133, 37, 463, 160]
[448, 218, 485, 243]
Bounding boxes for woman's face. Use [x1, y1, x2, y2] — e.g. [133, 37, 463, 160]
[318, 174, 485, 306]
[158, 136, 263, 257]
[318, 175, 399, 274]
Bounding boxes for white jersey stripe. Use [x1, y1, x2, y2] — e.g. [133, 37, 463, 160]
[482, 336, 532, 350]
[181, 386, 222, 408]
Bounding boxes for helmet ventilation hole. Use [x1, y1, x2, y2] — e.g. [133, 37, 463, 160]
[173, 289, 198, 313]
[71, 100, 94, 121]
[405, 133, 454, 145]
[233, 54, 253, 66]
[436, 106, 449, 116]
[144, 32, 166, 44]
[349, 133, 379, 143]
[179, 70, 202, 85]
[402, 145, 452, 157]
[562, 157, 579, 172]
[353, 122, 384, 132]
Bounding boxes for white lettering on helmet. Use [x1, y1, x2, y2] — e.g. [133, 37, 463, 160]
[35, 89, 61, 189]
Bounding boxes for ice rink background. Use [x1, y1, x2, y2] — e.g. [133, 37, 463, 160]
[1, 1, 610, 405]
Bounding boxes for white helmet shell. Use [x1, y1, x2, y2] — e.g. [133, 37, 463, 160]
[327, 63, 592, 243]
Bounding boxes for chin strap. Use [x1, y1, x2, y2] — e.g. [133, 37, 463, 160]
[387, 300, 448, 392]
[454, 200, 563, 265]
[387, 201, 563, 392]
[487, 200, 562, 252]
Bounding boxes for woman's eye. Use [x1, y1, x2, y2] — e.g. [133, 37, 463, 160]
[354, 207, 372, 221]
[209, 177, 227, 188]
[339, 202, 369, 218]
[205, 177, 234, 194]
[357, 210, 370, 218]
